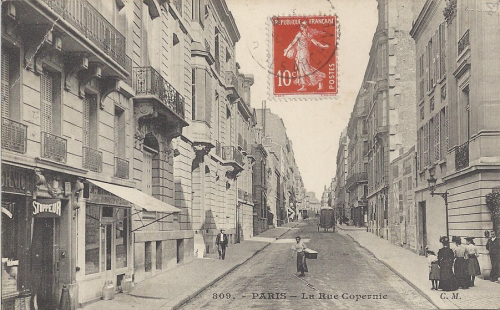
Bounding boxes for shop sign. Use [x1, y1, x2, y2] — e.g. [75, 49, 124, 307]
[87, 184, 130, 207]
[33, 198, 61, 217]
[1, 164, 33, 194]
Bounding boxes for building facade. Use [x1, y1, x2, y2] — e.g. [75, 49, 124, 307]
[346, 93, 369, 227]
[1, 0, 261, 308]
[334, 129, 349, 222]
[388, 147, 418, 252]
[411, 0, 500, 275]
[364, 0, 417, 239]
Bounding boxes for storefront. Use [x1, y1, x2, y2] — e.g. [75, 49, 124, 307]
[1, 164, 33, 310]
[77, 181, 133, 304]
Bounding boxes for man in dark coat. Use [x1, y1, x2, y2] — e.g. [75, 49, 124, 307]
[216, 229, 228, 260]
[486, 230, 500, 282]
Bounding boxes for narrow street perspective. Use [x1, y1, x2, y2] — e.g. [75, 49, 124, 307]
[180, 220, 435, 310]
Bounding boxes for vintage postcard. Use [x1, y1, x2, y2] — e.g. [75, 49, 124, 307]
[1, 0, 499, 310]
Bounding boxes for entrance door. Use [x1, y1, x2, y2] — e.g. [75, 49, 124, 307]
[101, 223, 114, 283]
[31, 218, 57, 309]
[419, 201, 427, 255]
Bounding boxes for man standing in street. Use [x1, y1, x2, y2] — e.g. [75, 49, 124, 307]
[486, 230, 500, 282]
[216, 229, 228, 260]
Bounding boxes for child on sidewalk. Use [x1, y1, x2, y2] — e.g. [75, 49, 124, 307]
[427, 250, 440, 290]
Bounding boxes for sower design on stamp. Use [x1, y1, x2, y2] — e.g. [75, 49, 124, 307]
[272, 16, 338, 97]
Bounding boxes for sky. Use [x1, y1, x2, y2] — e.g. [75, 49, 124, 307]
[226, 0, 378, 198]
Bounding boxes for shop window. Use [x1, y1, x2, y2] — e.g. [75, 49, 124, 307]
[85, 205, 101, 275]
[115, 208, 128, 269]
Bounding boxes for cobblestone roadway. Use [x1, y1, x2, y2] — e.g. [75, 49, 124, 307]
[180, 222, 435, 310]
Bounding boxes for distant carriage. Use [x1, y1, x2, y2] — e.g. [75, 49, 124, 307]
[318, 206, 335, 232]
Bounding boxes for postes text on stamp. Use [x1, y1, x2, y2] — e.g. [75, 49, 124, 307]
[272, 16, 338, 98]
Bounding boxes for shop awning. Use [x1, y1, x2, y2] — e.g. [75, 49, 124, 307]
[88, 180, 181, 213]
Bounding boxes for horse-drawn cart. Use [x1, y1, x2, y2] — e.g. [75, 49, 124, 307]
[318, 206, 335, 232]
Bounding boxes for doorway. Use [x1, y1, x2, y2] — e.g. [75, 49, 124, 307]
[31, 218, 58, 309]
[418, 201, 427, 255]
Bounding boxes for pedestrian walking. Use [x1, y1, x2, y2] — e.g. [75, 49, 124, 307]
[452, 236, 469, 289]
[486, 230, 500, 282]
[438, 236, 458, 291]
[215, 229, 228, 260]
[292, 236, 308, 277]
[427, 250, 440, 290]
[465, 237, 481, 287]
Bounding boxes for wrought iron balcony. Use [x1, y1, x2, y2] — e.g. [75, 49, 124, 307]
[2, 118, 27, 154]
[455, 141, 469, 171]
[114, 157, 129, 179]
[133, 67, 185, 119]
[83, 146, 103, 172]
[346, 172, 368, 191]
[222, 146, 244, 168]
[458, 30, 470, 55]
[40, 0, 131, 70]
[41, 132, 67, 163]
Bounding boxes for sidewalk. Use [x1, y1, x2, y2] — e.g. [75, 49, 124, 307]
[337, 225, 500, 309]
[82, 221, 304, 310]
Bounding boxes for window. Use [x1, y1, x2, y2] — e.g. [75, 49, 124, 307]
[1, 48, 20, 120]
[439, 23, 446, 79]
[116, 208, 128, 269]
[215, 28, 220, 73]
[192, 0, 205, 28]
[114, 106, 125, 156]
[434, 114, 440, 162]
[85, 205, 101, 275]
[192, 69, 196, 120]
[41, 70, 62, 135]
[83, 94, 98, 148]
[423, 123, 429, 167]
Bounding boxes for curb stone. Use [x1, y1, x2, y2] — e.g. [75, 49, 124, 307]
[171, 223, 301, 310]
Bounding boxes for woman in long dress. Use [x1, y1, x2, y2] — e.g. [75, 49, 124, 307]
[453, 236, 470, 289]
[438, 236, 458, 291]
[465, 237, 481, 286]
[283, 21, 330, 91]
[292, 236, 308, 277]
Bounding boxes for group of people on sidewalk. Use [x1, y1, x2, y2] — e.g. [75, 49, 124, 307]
[427, 231, 500, 291]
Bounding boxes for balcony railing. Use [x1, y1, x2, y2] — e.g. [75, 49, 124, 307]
[458, 30, 470, 55]
[83, 146, 102, 172]
[41, 132, 67, 163]
[40, 0, 131, 70]
[2, 118, 27, 154]
[215, 140, 222, 157]
[133, 67, 185, 119]
[346, 172, 368, 191]
[455, 141, 469, 171]
[114, 157, 129, 179]
[222, 146, 244, 167]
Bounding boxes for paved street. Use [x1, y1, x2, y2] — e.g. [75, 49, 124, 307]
[180, 221, 434, 310]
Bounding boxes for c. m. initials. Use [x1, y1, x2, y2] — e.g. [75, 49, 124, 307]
[440, 292, 460, 300]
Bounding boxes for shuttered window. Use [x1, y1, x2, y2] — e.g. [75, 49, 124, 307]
[1, 50, 10, 118]
[434, 113, 441, 162]
[41, 70, 53, 133]
[83, 96, 90, 147]
[423, 123, 429, 167]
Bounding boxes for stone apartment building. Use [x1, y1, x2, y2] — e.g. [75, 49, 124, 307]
[411, 0, 500, 276]
[1, 0, 255, 308]
[334, 129, 349, 222]
[346, 93, 369, 227]
[364, 0, 417, 239]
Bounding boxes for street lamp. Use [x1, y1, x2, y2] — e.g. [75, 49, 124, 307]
[427, 173, 449, 237]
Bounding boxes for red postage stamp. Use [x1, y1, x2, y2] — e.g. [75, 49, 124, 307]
[272, 16, 338, 98]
